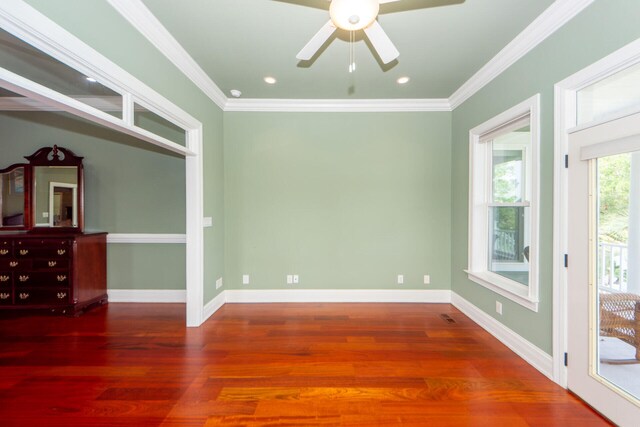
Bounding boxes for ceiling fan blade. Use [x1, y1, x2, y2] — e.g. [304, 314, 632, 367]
[363, 20, 399, 64]
[296, 20, 336, 61]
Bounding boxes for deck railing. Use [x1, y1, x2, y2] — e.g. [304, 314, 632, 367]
[599, 242, 628, 293]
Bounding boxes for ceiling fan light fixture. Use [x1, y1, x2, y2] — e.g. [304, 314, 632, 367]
[330, 0, 379, 31]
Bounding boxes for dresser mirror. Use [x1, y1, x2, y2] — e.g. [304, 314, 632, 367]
[0, 165, 28, 229]
[34, 166, 79, 228]
[0, 145, 84, 232]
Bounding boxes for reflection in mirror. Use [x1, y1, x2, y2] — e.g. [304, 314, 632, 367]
[34, 167, 77, 227]
[49, 183, 77, 227]
[0, 166, 25, 227]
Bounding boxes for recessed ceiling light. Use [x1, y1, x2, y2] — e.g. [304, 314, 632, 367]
[397, 76, 410, 85]
[264, 76, 277, 85]
[85, 77, 97, 83]
[230, 89, 242, 98]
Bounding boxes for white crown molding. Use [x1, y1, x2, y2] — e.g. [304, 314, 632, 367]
[107, 0, 592, 113]
[106, 0, 227, 110]
[108, 289, 186, 303]
[449, 0, 595, 109]
[225, 289, 451, 303]
[224, 98, 452, 112]
[451, 292, 554, 382]
[107, 233, 187, 244]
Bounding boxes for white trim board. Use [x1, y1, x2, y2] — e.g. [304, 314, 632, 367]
[451, 292, 554, 381]
[224, 289, 451, 304]
[449, 0, 594, 109]
[108, 289, 186, 303]
[107, 0, 593, 112]
[106, 0, 226, 110]
[107, 233, 187, 244]
[203, 291, 226, 322]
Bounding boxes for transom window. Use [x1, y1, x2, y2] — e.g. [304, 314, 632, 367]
[467, 94, 540, 311]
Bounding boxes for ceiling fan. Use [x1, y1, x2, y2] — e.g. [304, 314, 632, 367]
[296, 0, 403, 65]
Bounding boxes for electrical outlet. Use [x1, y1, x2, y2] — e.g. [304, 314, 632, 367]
[203, 217, 213, 227]
[293, 275, 299, 284]
[242, 274, 250, 285]
[496, 301, 503, 315]
[424, 275, 430, 285]
[215, 277, 223, 290]
[287, 275, 293, 284]
[397, 274, 404, 285]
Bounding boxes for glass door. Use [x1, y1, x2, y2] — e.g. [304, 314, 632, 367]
[567, 111, 640, 426]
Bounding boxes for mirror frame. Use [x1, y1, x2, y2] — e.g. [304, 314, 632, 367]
[0, 163, 31, 230]
[27, 145, 84, 232]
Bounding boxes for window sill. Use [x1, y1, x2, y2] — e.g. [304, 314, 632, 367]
[465, 270, 539, 312]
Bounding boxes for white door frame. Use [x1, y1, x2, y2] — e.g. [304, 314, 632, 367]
[554, 38, 640, 386]
[0, 1, 205, 326]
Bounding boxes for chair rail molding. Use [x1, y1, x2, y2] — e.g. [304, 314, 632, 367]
[107, 234, 187, 244]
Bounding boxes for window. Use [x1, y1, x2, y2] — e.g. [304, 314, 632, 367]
[577, 61, 640, 126]
[467, 94, 540, 311]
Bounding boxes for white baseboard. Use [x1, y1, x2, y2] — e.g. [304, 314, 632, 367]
[108, 289, 186, 303]
[224, 289, 452, 304]
[203, 291, 226, 321]
[451, 291, 554, 381]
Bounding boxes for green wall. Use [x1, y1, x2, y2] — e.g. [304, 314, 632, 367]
[24, 0, 225, 302]
[0, 111, 186, 290]
[225, 112, 452, 291]
[450, 0, 640, 354]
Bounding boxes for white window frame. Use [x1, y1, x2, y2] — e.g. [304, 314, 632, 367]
[467, 94, 541, 312]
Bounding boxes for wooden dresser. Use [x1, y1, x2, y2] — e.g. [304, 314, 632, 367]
[0, 232, 107, 315]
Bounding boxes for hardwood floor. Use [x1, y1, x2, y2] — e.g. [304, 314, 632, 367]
[0, 303, 609, 426]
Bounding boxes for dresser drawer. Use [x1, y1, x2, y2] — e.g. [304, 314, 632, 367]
[0, 273, 11, 286]
[0, 241, 11, 258]
[0, 290, 11, 305]
[15, 240, 71, 258]
[14, 271, 70, 287]
[32, 259, 70, 271]
[14, 288, 70, 305]
[0, 259, 32, 270]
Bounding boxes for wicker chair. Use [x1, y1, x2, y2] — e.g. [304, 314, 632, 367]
[599, 292, 640, 362]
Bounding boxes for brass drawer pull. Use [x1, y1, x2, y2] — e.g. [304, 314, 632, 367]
[19, 293, 29, 300]
[19, 249, 29, 256]
[48, 261, 57, 267]
[0, 275, 9, 282]
[0, 249, 8, 255]
[0, 293, 9, 300]
[57, 275, 67, 282]
[57, 292, 67, 299]
[9, 261, 18, 267]
[57, 249, 66, 256]
[18, 275, 29, 282]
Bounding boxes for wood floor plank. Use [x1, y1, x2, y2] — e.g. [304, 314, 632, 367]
[0, 303, 611, 426]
